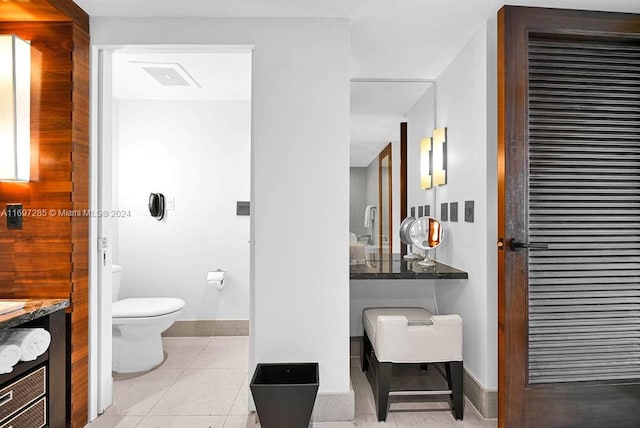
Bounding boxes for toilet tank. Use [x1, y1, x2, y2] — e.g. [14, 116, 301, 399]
[112, 264, 123, 302]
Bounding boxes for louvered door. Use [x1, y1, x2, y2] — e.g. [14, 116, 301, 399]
[499, 6, 640, 428]
[527, 34, 640, 385]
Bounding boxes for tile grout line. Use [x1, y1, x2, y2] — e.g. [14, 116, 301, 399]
[140, 337, 213, 421]
[141, 366, 189, 419]
[184, 336, 215, 370]
[223, 370, 250, 427]
[142, 337, 248, 421]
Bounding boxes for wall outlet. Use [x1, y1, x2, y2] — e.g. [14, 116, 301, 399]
[6, 204, 23, 230]
[166, 197, 175, 211]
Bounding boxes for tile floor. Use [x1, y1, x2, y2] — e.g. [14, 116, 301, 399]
[86, 336, 497, 428]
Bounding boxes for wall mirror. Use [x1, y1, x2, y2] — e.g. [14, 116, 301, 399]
[349, 80, 434, 261]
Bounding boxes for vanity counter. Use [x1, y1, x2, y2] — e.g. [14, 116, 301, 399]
[350, 254, 468, 280]
[0, 299, 69, 331]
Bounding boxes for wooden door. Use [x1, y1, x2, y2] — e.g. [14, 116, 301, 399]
[498, 6, 640, 427]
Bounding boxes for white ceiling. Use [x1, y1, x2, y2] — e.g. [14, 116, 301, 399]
[75, 0, 640, 165]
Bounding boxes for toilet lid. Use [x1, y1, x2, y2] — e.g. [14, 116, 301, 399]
[113, 298, 185, 318]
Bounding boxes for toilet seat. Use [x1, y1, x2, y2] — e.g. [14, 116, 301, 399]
[113, 297, 185, 319]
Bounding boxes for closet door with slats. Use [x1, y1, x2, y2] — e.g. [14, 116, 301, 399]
[527, 34, 640, 385]
[499, 6, 640, 428]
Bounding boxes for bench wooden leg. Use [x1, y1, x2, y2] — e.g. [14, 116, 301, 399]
[376, 361, 393, 422]
[446, 361, 464, 420]
[361, 332, 371, 372]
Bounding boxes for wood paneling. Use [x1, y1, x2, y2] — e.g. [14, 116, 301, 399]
[70, 22, 90, 428]
[0, 0, 88, 31]
[0, 22, 75, 300]
[0, 2, 90, 425]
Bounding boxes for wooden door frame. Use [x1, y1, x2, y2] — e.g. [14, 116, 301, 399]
[378, 143, 393, 255]
[400, 123, 408, 256]
[498, 6, 640, 427]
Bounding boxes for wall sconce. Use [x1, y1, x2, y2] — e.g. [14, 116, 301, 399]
[0, 35, 30, 182]
[420, 137, 432, 189]
[432, 127, 447, 186]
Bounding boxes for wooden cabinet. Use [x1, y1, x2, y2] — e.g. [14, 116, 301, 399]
[0, 367, 46, 427]
[0, 303, 67, 427]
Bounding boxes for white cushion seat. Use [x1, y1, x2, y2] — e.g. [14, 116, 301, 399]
[363, 307, 462, 363]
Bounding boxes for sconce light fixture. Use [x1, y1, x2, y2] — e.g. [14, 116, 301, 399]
[0, 35, 30, 182]
[420, 137, 432, 189]
[432, 127, 447, 186]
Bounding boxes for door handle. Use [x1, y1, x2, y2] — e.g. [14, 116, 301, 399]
[510, 239, 549, 251]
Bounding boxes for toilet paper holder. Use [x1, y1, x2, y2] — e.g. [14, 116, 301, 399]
[207, 269, 226, 289]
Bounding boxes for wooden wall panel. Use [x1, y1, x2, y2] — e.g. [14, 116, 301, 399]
[70, 23, 90, 428]
[0, 22, 74, 299]
[0, 11, 90, 427]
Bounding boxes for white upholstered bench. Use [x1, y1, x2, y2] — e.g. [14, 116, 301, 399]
[361, 307, 464, 421]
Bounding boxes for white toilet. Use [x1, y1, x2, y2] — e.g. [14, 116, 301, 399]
[111, 264, 185, 373]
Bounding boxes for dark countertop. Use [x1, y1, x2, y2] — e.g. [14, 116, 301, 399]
[0, 299, 69, 331]
[350, 254, 468, 280]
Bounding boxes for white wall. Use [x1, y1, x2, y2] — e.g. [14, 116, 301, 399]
[115, 100, 251, 320]
[407, 85, 436, 216]
[430, 20, 498, 390]
[91, 17, 351, 396]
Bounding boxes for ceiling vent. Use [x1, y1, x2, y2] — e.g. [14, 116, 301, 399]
[133, 61, 201, 88]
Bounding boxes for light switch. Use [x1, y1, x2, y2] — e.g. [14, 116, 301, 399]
[237, 201, 250, 216]
[465, 200, 474, 222]
[441, 203, 448, 221]
[450, 202, 458, 222]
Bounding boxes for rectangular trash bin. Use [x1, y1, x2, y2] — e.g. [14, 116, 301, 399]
[250, 362, 319, 428]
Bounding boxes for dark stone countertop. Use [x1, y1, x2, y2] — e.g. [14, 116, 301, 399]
[0, 299, 69, 331]
[350, 254, 468, 280]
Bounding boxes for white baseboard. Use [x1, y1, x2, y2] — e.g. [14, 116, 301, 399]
[312, 384, 355, 422]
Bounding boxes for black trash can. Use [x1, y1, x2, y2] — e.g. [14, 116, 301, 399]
[250, 362, 319, 428]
